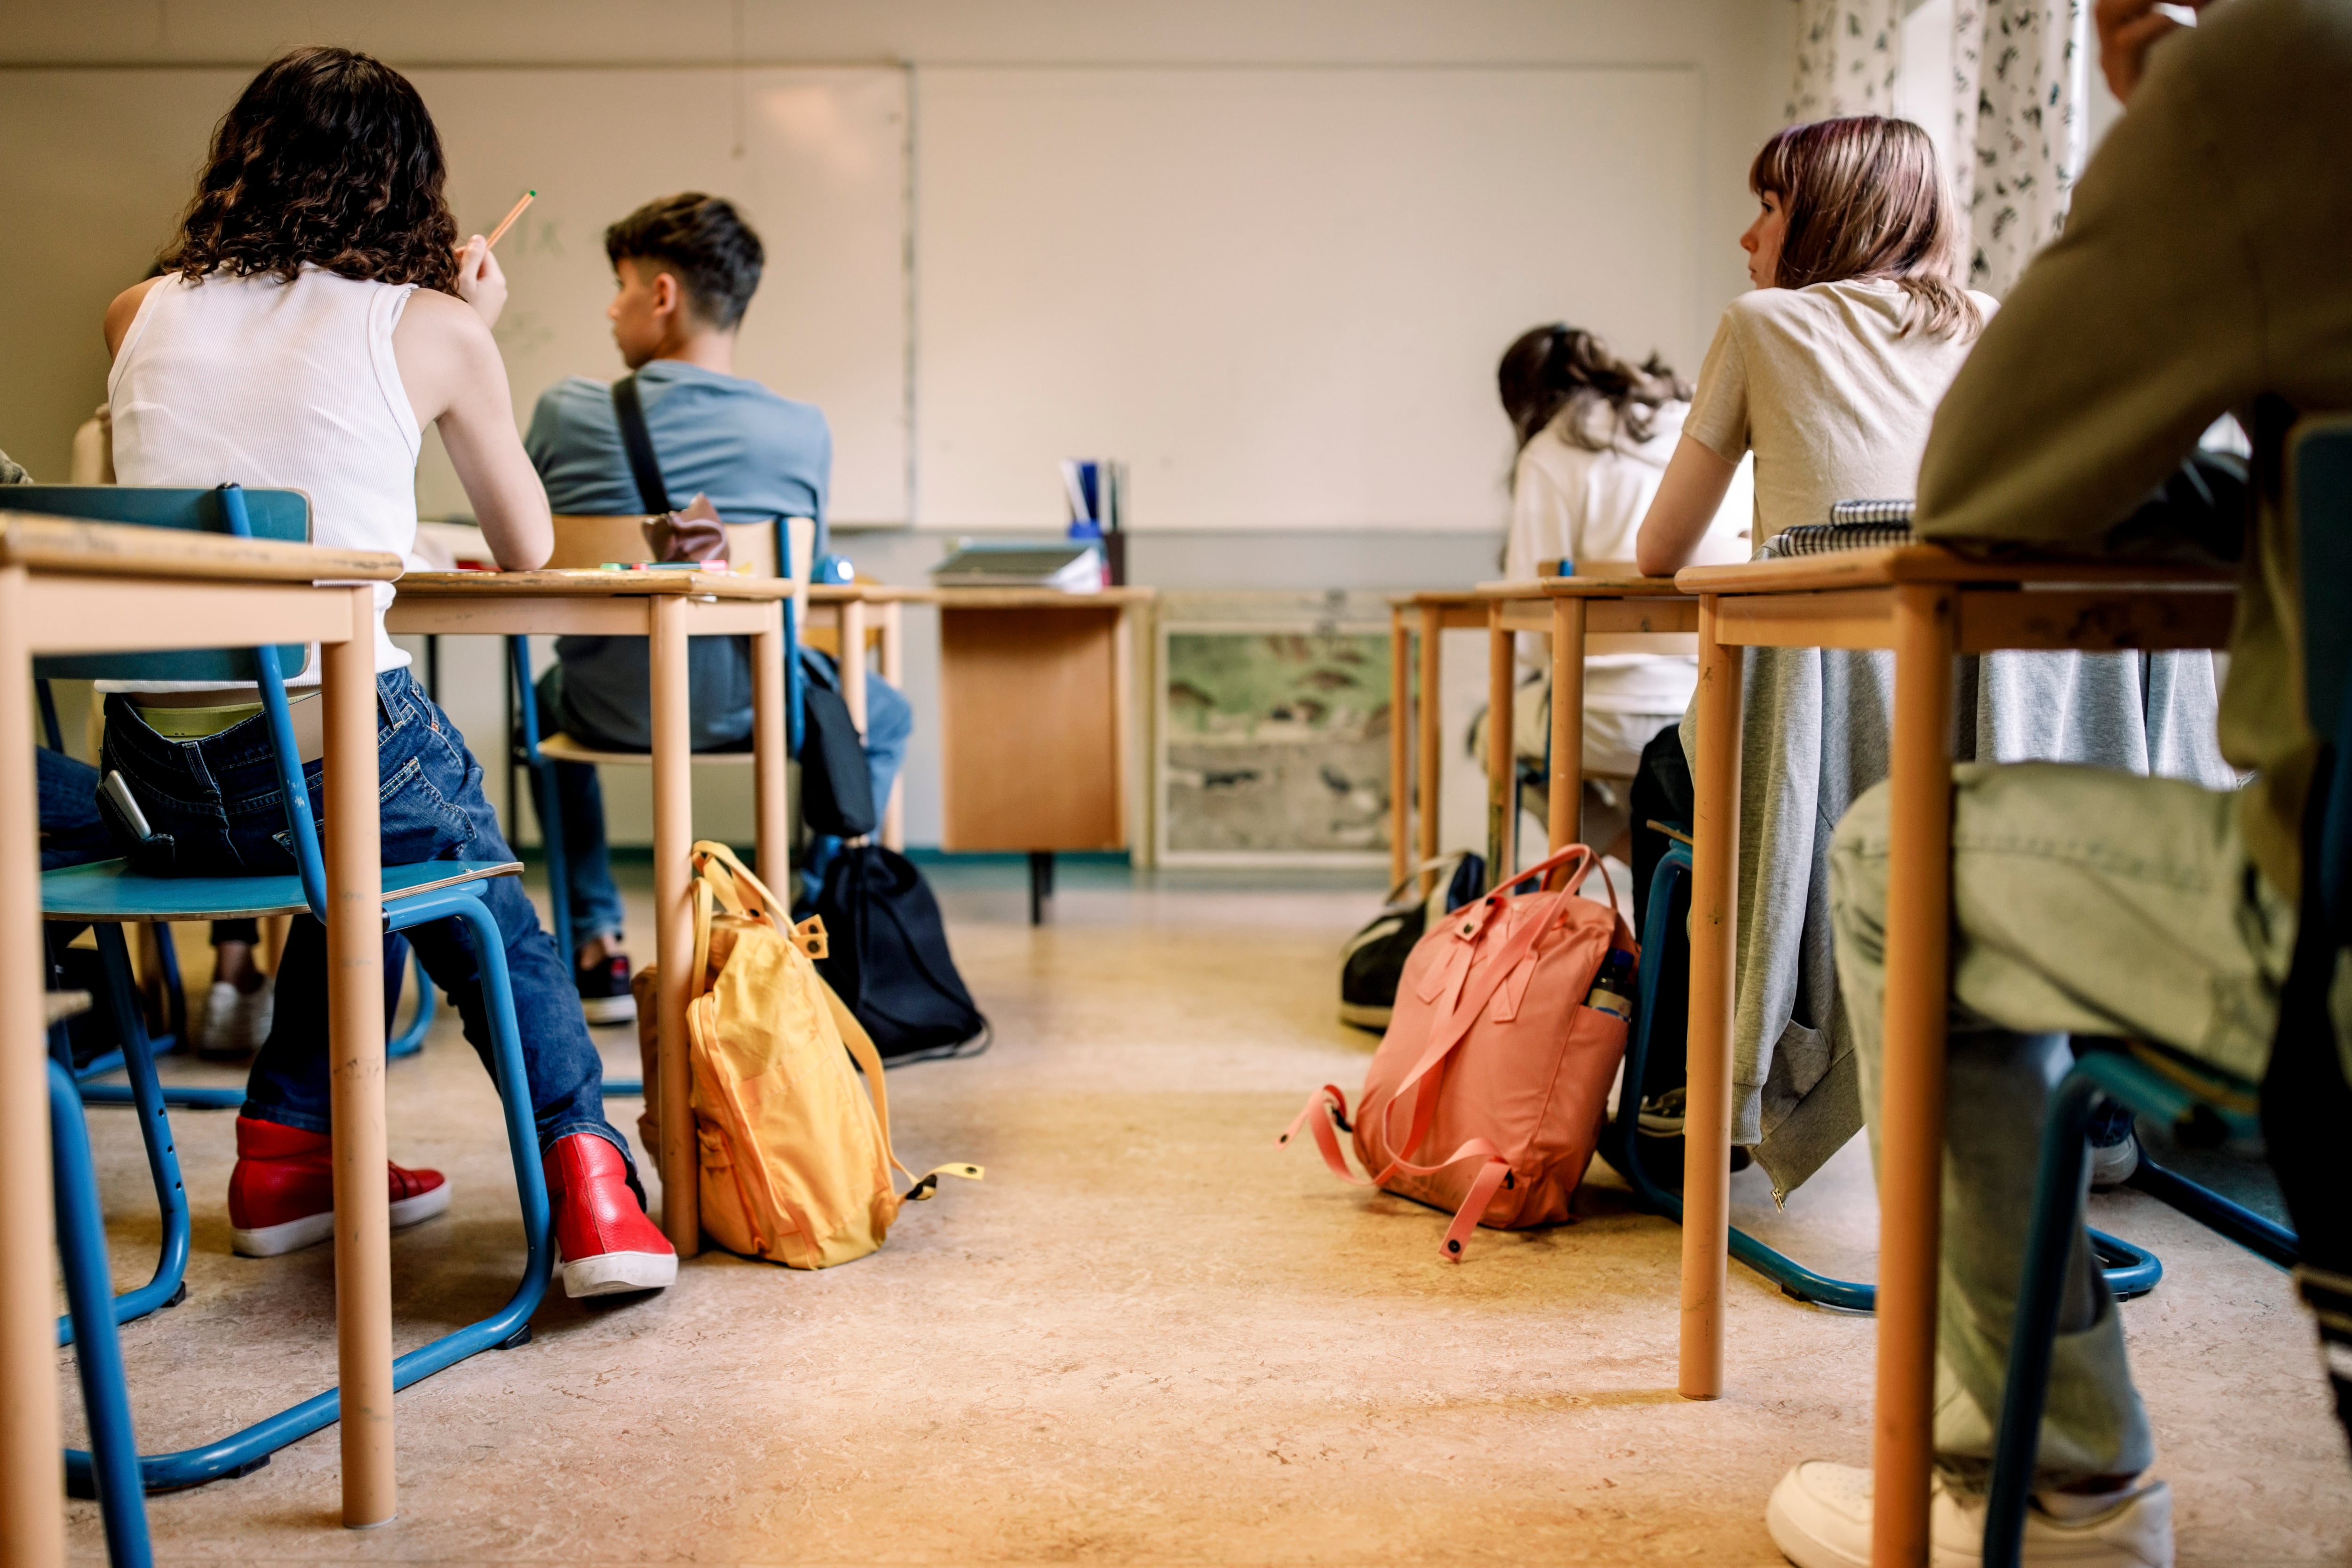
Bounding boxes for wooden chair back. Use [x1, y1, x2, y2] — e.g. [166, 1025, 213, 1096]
[547, 513, 814, 629]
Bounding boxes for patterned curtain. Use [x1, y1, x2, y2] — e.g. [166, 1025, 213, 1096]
[1787, 0, 1905, 119]
[1949, 0, 2091, 295]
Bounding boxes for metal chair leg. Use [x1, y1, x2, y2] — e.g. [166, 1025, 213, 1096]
[385, 940, 435, 1061]
[61, 893, 554, 1495]
[49, 1059, 154, 1567]
[1603, 846, 2160, 1312]
[58, 924, 193, 1347]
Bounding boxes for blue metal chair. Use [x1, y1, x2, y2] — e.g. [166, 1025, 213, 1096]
[32, 484, 553, 1495]
[1984, 417, 2352, 1566]
[47, 1003, 153, 1568]
[1600, 839, 2162, 1312]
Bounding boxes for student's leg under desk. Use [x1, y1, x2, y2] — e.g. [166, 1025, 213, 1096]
[1683, 595, 1741, 1402]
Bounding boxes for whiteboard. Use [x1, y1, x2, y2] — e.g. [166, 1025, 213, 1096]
[0, 66, 911, 522]
[914, 66, 1703, 533]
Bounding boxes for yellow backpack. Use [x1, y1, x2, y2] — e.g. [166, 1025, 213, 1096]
[637, 842, 979, 1269]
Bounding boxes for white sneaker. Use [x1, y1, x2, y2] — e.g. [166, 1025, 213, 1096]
[2088, 1129, 2141, 1191]
[1766, 1460, 2172, 1568]
[198, 979, 274, 1059]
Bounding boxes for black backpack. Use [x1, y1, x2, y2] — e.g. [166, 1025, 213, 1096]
[809, 844, 988, 1064]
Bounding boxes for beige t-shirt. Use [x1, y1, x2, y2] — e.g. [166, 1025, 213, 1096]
[1684, 279, 1998, 549]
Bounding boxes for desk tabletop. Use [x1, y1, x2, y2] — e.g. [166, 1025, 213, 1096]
[1538, 570, 1689, 598]
[1676, 543, 2237, 596]
[0, 514, 403, 583]
[397, 568, 791, 599]
[1393, 588, 1486, 609]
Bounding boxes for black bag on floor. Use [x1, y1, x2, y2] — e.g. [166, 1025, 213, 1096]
[798, 676, 879, 839]
[1338, 852, 1485, 1032]
[810, 844, 988, 1063]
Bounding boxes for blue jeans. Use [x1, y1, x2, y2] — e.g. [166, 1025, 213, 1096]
[531, 648, 912, 949]
[37, 746, 113, 873]
[99, 670, 632, 1172]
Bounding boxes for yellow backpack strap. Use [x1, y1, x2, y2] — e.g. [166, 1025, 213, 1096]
[691, 874, 715, 996]
[815, 975, 985, 1201]
[693, 839, 786, 927]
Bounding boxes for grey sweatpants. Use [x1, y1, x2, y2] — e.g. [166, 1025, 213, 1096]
[1829, 762, 2294, 1489]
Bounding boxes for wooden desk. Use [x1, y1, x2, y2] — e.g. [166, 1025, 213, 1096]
[1387, 591, 1485, 895]
[805, 583, 910, 851]
[385, 570, 793, 1259]
[1672, 544, 2235, 1566]
[1524, 572, 1700, 854]
[0, 515, 401, 1544]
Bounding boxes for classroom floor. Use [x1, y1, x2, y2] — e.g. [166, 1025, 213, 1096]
[57, 860, 2352, 1566]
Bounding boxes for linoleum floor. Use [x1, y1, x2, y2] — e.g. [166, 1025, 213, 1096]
[56, 863, 2352, 1565]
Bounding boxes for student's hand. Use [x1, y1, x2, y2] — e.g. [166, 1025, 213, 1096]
[2096, 0, 2209, 102]
[453, 235, 508, 329]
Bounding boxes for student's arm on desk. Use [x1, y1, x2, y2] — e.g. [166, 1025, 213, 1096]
[1634, 436, 1738, 576]
[396, 255, 553, 571]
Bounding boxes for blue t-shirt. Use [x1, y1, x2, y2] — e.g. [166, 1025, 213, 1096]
[523, 361, 832, 751]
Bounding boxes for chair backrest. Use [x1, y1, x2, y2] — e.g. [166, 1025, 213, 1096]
[2292, 416, 2352, 924]
[547, 513, 784, 577]
[14, 485, 327, 917]
[14, 486, 311, 684]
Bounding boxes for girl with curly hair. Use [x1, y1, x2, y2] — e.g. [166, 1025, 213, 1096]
[98, 46, 676, 1300]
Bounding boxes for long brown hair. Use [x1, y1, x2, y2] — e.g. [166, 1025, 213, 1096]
[1750, 116, 1979, 340]
[1497, 326, 1689, 456]
[160, 47, 460, 294]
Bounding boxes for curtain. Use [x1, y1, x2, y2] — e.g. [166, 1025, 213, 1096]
[1787, 0, 1905, 119]
[1950, 0, 2092, 295]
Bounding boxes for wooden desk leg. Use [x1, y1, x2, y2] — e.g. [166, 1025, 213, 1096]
[649, 595, 698, 1256]
[1390, 605, 1409, 889]
[0, 569, 65, 1565]
[1416, 605, 1442, 898]
[324, 587, 393, 1527]
[881, 602, 905, 851]
[752, 605, 790, 896]
[1682, 595, 1741, 1401]
[1486, 604, 1513, 891]
[1873, 583, 1958, 1568]
[1549, 597, 1585, 856]
[841, 597, 869, 733]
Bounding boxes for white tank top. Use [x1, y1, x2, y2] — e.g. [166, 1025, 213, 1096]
[109, 266, 422, 677]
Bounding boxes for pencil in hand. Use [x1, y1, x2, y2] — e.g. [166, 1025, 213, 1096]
[484, 190, 535, 251]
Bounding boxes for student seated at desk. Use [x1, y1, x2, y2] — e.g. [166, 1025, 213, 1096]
[1766, 2, 2352, 1561]
[94, 46, 673, 1298]
[1633, 117, 2230, 1208]
[1493, 325, 1748, 857]
[523, 192, 913, 1021]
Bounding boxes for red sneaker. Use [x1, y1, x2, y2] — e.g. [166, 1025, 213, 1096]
[227, 1116, 451, 1258]
[547, 1132, 677, 1297]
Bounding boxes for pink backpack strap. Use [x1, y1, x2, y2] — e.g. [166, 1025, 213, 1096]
[1438, 1154, 1516, 1263]
[1279, 1085, 1373, 1186]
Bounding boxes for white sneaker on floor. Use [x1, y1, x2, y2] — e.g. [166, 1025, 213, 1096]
[198, 979, 273, 1059]
[1766, 1460, 2172, 1568]
[2088, 1129, 2141, 1191]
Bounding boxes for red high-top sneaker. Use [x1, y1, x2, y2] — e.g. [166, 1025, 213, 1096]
[547, 1132, 677, 1297]
[227, 1116, 451, 1258]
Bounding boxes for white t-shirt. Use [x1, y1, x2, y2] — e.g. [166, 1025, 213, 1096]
[1683, 278, 1998, 549]
[1504, 400, 1750, 714]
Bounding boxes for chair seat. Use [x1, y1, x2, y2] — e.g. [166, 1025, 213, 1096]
[43, 858, 523, 923]
[536, 731, 757, 767]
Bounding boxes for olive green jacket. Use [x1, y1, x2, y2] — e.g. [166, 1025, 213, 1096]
[1916, 0, 2352, 896]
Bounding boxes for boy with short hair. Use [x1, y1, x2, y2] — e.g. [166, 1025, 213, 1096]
[525, 192, 911, 1022]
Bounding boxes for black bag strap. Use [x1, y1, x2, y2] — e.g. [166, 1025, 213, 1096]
[610, 375, 673, 515]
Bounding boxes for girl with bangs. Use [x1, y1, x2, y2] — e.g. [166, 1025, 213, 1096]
[1620, 119, 2231, 1230]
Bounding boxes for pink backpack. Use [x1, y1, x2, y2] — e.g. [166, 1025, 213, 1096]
[1283, 844, 1635, 1261]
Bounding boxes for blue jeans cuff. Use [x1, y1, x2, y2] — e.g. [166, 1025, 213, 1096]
[238, 1101, 330, 1136]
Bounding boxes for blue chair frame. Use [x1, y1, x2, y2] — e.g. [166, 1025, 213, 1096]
[1983, 420, 2350, 1566]
[1598, 841, 2162, 1312]
[35, 485, 553, 1496]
